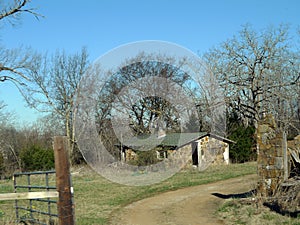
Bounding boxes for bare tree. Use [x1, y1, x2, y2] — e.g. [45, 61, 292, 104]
[96, 56, 192, 132]
[24, 48, 89, 164]
[204, 24, 300, 130]
[0, 101, 15, 126]
[0, 105, 21, 175]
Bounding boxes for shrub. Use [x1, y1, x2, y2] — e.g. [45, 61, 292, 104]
[20, 145, 54, 171]
[229, 125, 256, 163]
[130, 150, 159, 166]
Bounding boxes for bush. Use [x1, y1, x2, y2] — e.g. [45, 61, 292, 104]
[20, 145, 54, 171]
[229, 125, 256, 163]
[130, 150, 159, 166]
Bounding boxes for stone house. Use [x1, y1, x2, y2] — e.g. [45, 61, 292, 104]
[119, 132, 234, 167]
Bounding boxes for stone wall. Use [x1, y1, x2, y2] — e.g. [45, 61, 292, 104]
[172, 136, 230, 168]
[124, 148, 137, 161]
[201, 136, 229, 165]
[170, 144, 194, 169]
[256, 114, 284, 197]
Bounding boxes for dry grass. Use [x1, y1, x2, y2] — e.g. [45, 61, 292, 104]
[218, 198, 300, 225]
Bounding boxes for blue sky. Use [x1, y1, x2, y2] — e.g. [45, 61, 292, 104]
[0, 0, 300, 125]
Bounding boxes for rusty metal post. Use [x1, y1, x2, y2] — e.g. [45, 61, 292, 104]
[53, 136, 74, 225]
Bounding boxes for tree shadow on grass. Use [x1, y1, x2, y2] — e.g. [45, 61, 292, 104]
[263, 202, 300, 218]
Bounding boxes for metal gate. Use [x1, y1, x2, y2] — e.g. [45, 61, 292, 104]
[13, 170, 59, 225]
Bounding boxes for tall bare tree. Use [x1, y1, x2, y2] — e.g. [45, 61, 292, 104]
[96, 55, 193, 132]
[204, 24, 300, 131]
[24, 48, 89, 164]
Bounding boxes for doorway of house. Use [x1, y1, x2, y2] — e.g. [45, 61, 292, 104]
[192, 142, 198, 166]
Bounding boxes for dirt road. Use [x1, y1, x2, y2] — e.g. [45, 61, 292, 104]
[110, 174, 258, 225]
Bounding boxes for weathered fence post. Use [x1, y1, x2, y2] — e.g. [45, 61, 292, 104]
[53, 136, 75, 225]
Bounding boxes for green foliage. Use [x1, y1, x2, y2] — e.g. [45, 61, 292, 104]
[132, 150, 159, 166]
[20, 145, 54, 171]
[229, 125, 256, 163]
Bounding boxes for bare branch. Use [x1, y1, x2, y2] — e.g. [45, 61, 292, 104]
[0, 0, 42, 21]
[0, 65, 29, 81]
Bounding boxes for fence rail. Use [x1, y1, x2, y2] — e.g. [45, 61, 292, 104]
[0, 191, 58, 201]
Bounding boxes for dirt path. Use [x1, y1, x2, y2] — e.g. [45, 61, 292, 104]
[110, 174, 258, 225]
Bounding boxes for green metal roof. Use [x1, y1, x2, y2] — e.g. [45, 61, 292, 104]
[122, 132, 208, 149]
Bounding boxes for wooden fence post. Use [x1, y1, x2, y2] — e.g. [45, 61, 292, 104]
[53, 136, 74, 225]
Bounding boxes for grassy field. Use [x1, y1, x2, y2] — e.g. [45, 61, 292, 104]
[0, 162, 256, 224]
